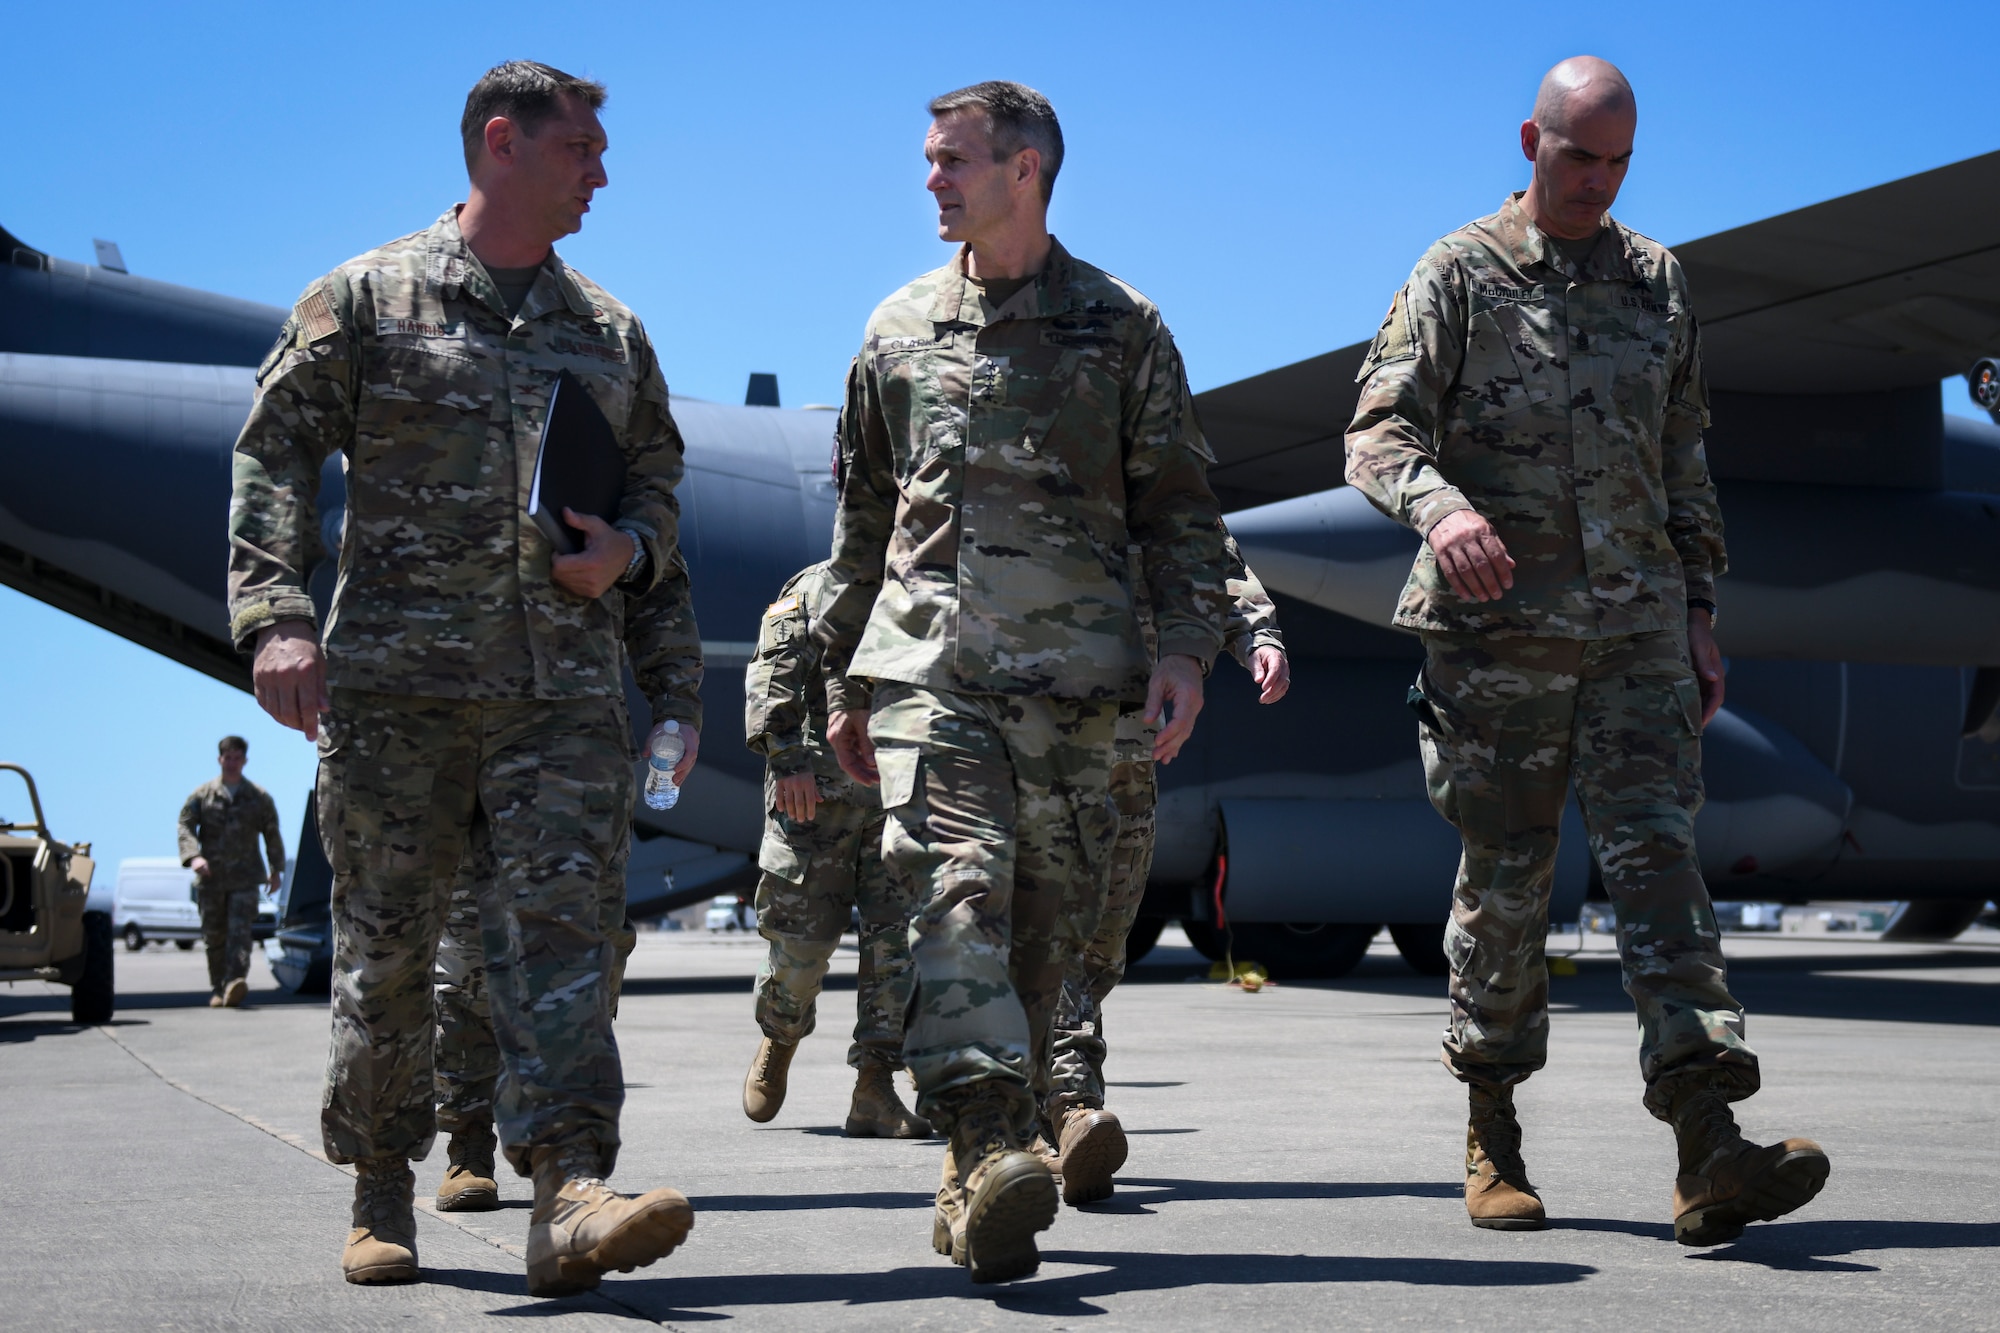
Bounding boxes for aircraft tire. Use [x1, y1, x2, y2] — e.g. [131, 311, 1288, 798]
[1123, 917, 1166, 967]
[1388, 922, 1451, 976]
[1226, 922, 1377, 980]
[71, 910, 115, 1025]
[1881, 899, 1989, 942]
[1179, 920, 1229, 961]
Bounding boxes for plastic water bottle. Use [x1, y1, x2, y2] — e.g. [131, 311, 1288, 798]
[644, 721, 685, 811]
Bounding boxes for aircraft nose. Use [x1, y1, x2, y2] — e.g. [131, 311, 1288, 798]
[1226, 487, 1418, 627]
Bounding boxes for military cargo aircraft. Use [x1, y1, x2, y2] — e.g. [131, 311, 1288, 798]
[2, 150, 1997, 988]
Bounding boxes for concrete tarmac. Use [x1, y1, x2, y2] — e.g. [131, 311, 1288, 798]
[3, 925, 1998, 1330]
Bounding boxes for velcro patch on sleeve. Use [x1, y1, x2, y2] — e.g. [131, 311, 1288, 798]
[765, 595, 801, 618]
[297, 284, 339, 344]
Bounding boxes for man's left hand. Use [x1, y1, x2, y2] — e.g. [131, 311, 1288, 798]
[646, 720, 700, 785]
[1250, 646, 1291, 704]
[553, 510, 635, 599]
[1689, 608, 1725, 727]
[1145, 654, 1207, 764]
[268, 868, 284, 892]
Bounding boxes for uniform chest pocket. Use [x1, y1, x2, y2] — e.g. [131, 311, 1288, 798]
[351, 345, 492, 514]
[1461, 285, 1560, 420]
[1609, 295, 1679, 427]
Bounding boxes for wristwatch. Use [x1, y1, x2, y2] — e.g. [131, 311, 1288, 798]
[616, 526, 649, 587]
[1688, 597, 1718, 626]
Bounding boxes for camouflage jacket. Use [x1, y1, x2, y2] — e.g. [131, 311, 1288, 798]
[227, 208, 687, 699]
[745, 562, 868, 801]
[817, 239, 1231, 710]
[1344, 193, 1725, 638]
[625, 551, 704, 732]
[1131, 532, 1283, 668]
[177, 777, 284, 888]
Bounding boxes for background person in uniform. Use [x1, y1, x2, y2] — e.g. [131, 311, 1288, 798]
[1044, 534, 1287, 1203]
[818, 81, 1231, 1283]
[432, 552, 704, 1213]
[1344, 55, 1828, 1244]
[175, 735, 284, 1009]
[739, 560, 929, 1140]
[229, 61, 697, 1294]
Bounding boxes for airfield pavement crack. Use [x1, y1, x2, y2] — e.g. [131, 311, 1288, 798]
[90, 1022, 674, 1326]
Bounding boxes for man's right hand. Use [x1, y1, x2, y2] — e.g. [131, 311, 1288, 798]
[773, 771, 821, 823]
[189, 856, 211, 881]
[828, 708, 878, 786]
[253, 620, 329, 742]
[1427, 508, 1516, 603]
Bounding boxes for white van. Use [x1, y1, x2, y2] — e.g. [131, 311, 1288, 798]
[112, 857, 282, 952]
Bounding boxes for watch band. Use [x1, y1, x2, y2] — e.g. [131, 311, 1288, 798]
[616, 527, 648, 586]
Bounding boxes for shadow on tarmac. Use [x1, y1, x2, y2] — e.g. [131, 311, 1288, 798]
[1087, 1177, 1460, 1216]
[1688, 1218, 2000, 1272]
[601, 1250, 1596, 1318]
[1128, 944, 2000, 1028]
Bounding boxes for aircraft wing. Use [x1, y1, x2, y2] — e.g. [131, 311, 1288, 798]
[1195, 150, 2000, 508]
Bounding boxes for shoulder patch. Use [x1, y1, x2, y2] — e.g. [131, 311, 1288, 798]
[765, 595, 801, 618]
[297, 284, 339, 344]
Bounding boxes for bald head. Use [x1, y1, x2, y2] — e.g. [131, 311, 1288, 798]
[1533, 56, 1635, 134]
[1519, 56, 1638, 240]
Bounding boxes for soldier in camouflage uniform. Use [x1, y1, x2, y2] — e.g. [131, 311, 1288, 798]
[1044, 535, 1288, 1203]
[818, 82, 1231, 1283]
[1344, 56, 1827, 1244]
[228, 62, 695, 1294]
[176, 735, 285, 1008]
[739, 561, 929, 1138]
[432, 554, 703, 1213]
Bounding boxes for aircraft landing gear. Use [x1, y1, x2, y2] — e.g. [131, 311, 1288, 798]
[1388, 922, 1451, 976]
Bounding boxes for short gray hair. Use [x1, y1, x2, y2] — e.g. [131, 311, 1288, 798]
[928, 81, 1064, 202]
[461, 61, 607, 172]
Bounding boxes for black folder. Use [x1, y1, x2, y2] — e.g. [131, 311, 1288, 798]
[527, 369, 625, 555]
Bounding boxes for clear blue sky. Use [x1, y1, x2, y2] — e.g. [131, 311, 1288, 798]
[2, 0, 1993, 877]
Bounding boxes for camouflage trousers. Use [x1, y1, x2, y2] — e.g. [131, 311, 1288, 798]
[317, 688, 633, 1174]
[433, 830, 635, 1138]
[752, 791, 918, 1067]
[871, 684, 1117, 1136]
[1048, 713, 1157, 1120]
[197, 881, 259, 991]
[1415, 631, 1759, 1120]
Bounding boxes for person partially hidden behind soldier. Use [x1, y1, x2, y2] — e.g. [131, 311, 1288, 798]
[1344, 54, 1828, 1244]
[739, 560, 930, 1140]
[176, 735, 284, 1009]
[229, 61, 696, 1293]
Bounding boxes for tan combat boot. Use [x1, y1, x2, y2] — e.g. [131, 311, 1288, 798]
[436, 1123, 500, 1213]
[845, 1059, 933, 1138]
[1465, 1085, 1546, 1230]
[221, 977, 248, 1008]
[1670, 1086, 1830, 1246]
[524, 1145, 694, 1297]
[931, 1147, 966, 1264]
[949, 1093, 1058, 1284]
[1050, 1105, 1127, 1206]
[742, 1037, 797, 1123]
[342, 1156, 419, 1284]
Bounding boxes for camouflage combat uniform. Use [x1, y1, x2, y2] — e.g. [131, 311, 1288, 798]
[434, 556, 704, 1138]
[228, 208, 689, 1173]
[1047, 536, 1282, 1119]
[1345, 193, 1755, 1117]
[177, 776, 285, 992]
[745, 561, 920, 1066]
[818, 240, 1231, 1135]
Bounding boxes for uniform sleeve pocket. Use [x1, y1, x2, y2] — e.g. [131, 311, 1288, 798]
[875, 747, 919, 811]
